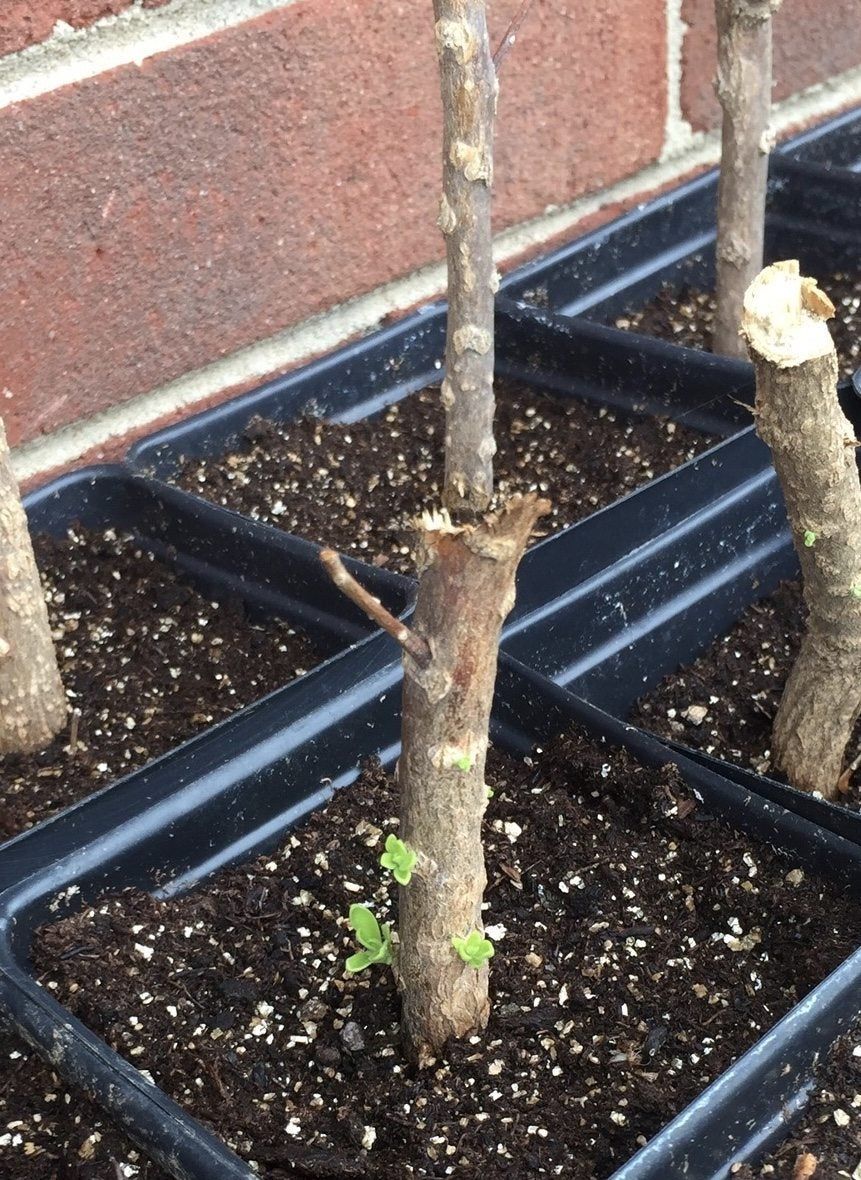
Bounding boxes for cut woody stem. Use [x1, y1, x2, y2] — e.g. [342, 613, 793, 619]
[397, 496, 548, 1061]
[742, 260, 861, 799]
[322, 495, 549, 1062]
[323, 0, 544, 1063]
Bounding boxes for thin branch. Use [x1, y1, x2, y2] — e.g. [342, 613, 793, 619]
[320, 549, 431, 668]
[493, 0, 535, 70]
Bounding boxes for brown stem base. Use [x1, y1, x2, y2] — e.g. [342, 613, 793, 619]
[773, 631, 861, 800]
[398, 494, 548, 1063]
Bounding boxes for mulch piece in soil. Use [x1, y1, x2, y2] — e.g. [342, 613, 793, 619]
[28, 726, 861, 1179]
[614, 270, 861, 379]
[0, 528, 321, 837]
[631, 579, 861, 810]
[734, 1023, 861, 1178]
[175, 378, 714, 576]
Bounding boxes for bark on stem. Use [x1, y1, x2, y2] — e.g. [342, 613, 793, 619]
[713, 0, 782, 358]
[742, 260, 861, 799]
[433, 0, 497, 514]
[398, 494, 548, 1062]
[0, 419, 66, 754]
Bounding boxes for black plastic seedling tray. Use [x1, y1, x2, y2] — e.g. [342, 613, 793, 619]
[781, 105, 861, 173]
[503, 180, 858, 342]
[2, 103, 859, 1178]
[1, 648, 861, 1179]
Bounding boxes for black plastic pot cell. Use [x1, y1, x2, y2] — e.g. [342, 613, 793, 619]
[127, 295, 751, 532]
[4, 463, 412, 843]
[503, 411, 829, 709]
[127, 305, 447, 479]
[25, 464, 412, 660]
[501, 107, 861, 357]
[497, 298, 753, 436]
[502, 423, 790, 692]
[1, 649, 861, 1179]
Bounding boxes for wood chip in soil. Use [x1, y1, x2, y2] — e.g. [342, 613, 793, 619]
[631, 579, 861, 810]
[26, 726, 861, 1179]
[613, 270, 861, 380]
[733, 1022, 861, 1178]
[0, 528, 322, 838]
[174, 378, 714, 576]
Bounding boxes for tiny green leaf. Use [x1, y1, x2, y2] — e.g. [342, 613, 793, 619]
[349, 904, 383, 951]
[380, 834, 417, 887]
[346, 905, 392, 972]
[377, 923, 393, 966]
[452, 928, 495, 970]
[486, 784, 494, 799]
[345, 950, 376, 973]
[803, 530, 817, 547]
[453, 752, 474, 772]
[852, 585, 861, 600]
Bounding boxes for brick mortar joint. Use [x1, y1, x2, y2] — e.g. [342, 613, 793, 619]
[0, 0, 296, 110]
[662, 0, 696, 161]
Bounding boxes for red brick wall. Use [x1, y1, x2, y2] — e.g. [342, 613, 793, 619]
[0, 0, 859, 464]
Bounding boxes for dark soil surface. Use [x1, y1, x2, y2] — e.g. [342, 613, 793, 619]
[735, 1024, 861, 1178]
[614, 271, 861, 379]
[174, 378, 714, 576]
[25, 727, 861, 1178]
[631, 580, 861, 809]
[0, 529, 321, 837]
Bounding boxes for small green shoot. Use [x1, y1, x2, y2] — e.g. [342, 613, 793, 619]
[453, 752, 474, 772]
[345, 904, 392, 973]
[852, 585, 861, 600]
[803, 530, 817, 548]
[486, 784, 494, 799]
[380, 834, 417, 886]
[452, 929, 494, 970]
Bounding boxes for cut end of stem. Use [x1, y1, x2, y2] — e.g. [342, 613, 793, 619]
[741, 260, 835, 368]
